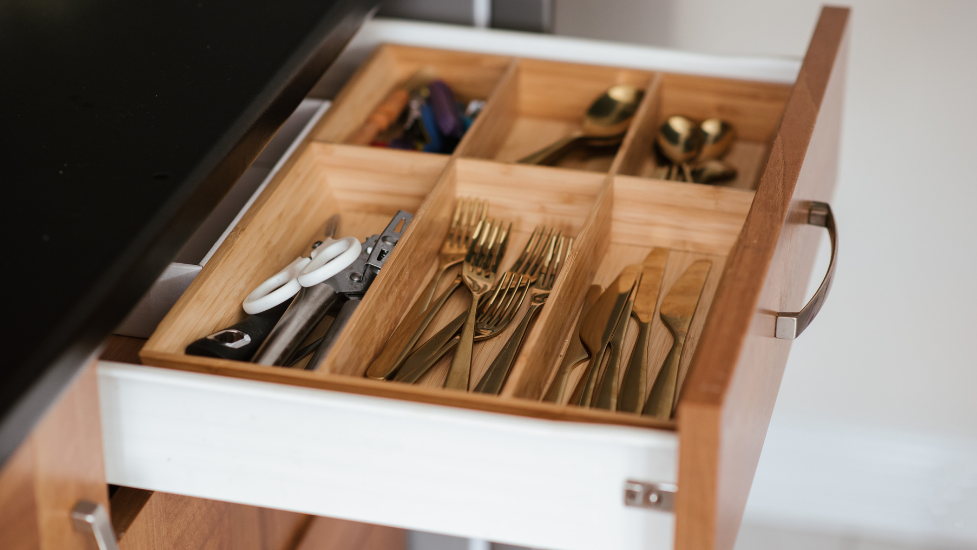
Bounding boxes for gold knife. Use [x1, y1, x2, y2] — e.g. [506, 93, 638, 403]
[593, 275, 641, 410]
[642, 260, 712, 419]
[542, 284, 603, 404]
[617, 248, 669, 413]
[569, 265, 641, 408]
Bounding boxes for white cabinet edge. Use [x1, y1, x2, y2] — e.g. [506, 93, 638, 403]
[356, 18, 800, 83]
[98, 361, 678, 550]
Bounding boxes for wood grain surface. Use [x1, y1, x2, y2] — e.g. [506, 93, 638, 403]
[675, 7, 850, 550]
[0, 360, 110, 550]
[458, 56, 655, 173]
[111, 487, 404, 550]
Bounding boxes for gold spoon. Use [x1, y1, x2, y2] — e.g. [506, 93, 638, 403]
[691, 159, 737, 184]
[518, 85, 644, 166]
[691, 118, 737, 184]
[655, 115, 703, 182]
[698, 118, 735, 161]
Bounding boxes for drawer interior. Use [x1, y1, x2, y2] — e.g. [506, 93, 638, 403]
[313, 45, 511, 149]
[457, 59, 654, 173]
[615, 73, 791, 190]
[142, 44, 791, 430]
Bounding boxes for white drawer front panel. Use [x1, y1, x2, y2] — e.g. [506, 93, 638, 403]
[99, 362, 678, 550]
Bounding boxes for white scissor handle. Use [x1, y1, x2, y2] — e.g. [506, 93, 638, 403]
[242, 256, 310, 314]
[242, 236, 360, 314]
[297, 236, 361, 287]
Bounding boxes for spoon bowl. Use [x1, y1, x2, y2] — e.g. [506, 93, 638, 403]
[691, 159, 737, 184]
[698, 118, 735, 161]
[656, 115, 704, 181]
[656, 115, 704, 164]
[518, 84, 644, 165]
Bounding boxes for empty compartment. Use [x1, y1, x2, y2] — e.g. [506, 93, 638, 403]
[141, 144, 449, 370]
[458, 58, 655, 173]
[615, 73, 791, 190]
[312, 44, 511, 153]
[504, 175, 755, 420]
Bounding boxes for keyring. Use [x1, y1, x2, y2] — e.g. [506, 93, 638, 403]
[297, 236, 361, 287]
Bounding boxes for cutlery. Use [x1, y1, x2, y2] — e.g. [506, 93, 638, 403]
[698, 118, 735, 162]
[393, 274, 530, 384]
[691, 160, 737, 184]
[518, 85, 644, 166]
[445, 219, 511, 390]
[394, 226, 553, 383]
[656, 115, 703, 182]
[569, 265, 641, 407]
[542, 284, 602, 404]
[616, 248, 669, 413]
[474, 234, 572, 394]
[593, 272, 641, 410]
[365, 198, 486, 380]
[642, 260, 712, 419]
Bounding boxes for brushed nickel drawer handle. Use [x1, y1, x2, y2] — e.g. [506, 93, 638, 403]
[72, 500, 120, 550]
[775, 201, 837, 339]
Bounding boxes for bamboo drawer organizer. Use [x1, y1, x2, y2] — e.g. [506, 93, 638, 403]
[131, 7, 848, 550]
[143, 43, 791, 429]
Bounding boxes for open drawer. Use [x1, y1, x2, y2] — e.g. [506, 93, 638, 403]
[99, 7, 849, 550]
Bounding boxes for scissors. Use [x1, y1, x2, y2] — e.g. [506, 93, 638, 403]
[242, 214, 360, 315]
[186, 214, 357, 361]
[251, 210, 413, 368]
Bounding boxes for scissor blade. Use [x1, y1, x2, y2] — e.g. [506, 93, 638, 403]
[323, 213, 341, 239]
[252, 284, 341, 366]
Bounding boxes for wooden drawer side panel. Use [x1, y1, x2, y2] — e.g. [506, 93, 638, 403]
[676, 7, 850, 550]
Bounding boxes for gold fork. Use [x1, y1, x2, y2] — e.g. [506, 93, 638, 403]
[394, 226, 552, 382]
[365, 198, 486, 380]
[393, 273, 530, 384]
[445, 219, 510, 390]
[474, 234, 573, 394]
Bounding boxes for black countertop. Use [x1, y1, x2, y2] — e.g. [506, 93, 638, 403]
[0, 0, 375, 467]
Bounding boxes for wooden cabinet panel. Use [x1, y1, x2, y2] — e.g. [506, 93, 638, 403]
[0, 360, 110, 550]
[0, 442, 41, 550]
[676, 7, 850, 550]
[112, 487, 405, 550]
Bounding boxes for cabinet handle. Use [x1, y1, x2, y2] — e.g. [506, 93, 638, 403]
[72, 501, 120, 550]
[775, 201, 837, 339]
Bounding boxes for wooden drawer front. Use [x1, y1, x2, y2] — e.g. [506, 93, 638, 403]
[111, 7, 848, 550]
[0, 361, 109, 550]
[678, 8, 850, 550]
[110, 486, 405, 550]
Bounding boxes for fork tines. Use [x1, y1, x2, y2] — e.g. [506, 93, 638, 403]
[466, 218, 510, 276]
[450, 197, 487, 252]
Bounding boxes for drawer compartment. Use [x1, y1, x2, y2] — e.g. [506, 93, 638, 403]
[457, 59, 654, 172]
[126, 8, 849, 550]
[312, 45, 511, 151]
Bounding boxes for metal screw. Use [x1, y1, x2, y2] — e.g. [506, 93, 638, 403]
[349, 272, 363, 283]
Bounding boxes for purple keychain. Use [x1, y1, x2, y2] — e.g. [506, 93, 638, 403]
[428, 80, 464, 139]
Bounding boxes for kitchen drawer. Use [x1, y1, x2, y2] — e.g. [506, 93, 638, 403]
[100, 7, 849, 550]
[109, 485, 405, 549]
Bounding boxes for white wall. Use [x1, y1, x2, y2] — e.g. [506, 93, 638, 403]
[555, 0, 977, 544]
